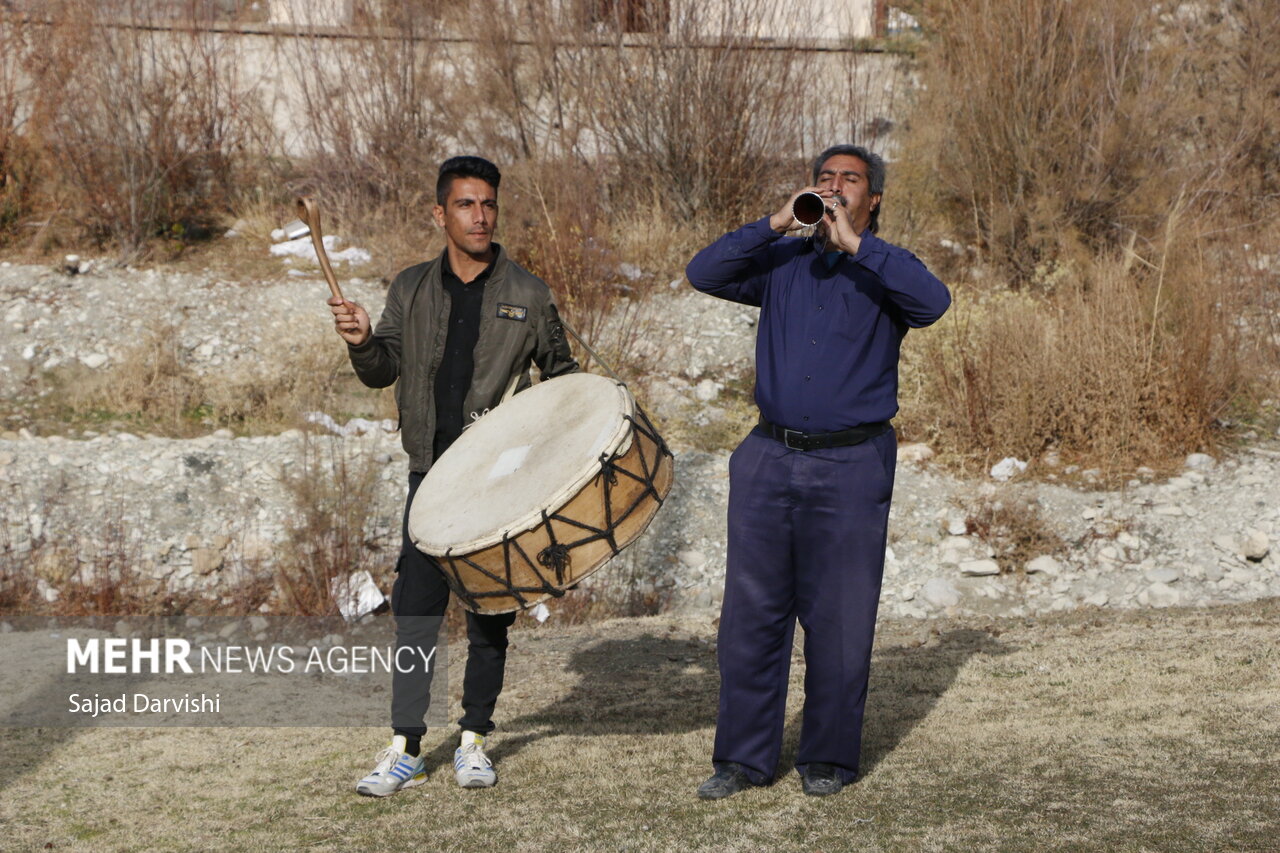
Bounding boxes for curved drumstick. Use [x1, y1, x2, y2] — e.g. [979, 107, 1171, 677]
[296, 196, 344, 302]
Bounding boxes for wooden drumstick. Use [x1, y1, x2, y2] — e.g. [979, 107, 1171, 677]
[296, 196, 344, 302]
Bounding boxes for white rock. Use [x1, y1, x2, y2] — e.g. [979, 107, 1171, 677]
[1081, 507, 1098, 520]
[1153, 504, 1185, 516]
[79, 353, 108, 369]
[677, 549, 707, 569]
[1242, 530, 1269, 561]
[921, 577, 961, 608]
[1145, 582, 1180, 608]
[1025, 555, 1061, 576]
[694, 379, 720, 402]
[897, 443, 935, 465]
[990, 457, 1027, 481]
[1083, 590, 1109, 607]
[1145, 567, 1181, 584]
[959, 558, 1001, 576]
[1184, 453, 1216, 470]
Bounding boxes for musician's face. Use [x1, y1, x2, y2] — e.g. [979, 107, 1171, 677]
[815, 154, 881, 234]
[434, 177, 499, 258]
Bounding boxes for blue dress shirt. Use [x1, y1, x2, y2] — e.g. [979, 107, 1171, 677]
[686, 216, 951, 432]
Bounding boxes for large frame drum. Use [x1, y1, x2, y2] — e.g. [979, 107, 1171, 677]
[408, 373, 674, 614]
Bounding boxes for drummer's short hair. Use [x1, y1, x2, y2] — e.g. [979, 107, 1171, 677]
[437, 156, 502, 205]
[812, 144, 885, 233]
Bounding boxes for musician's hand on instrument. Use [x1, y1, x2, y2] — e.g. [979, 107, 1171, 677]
[823, 193, 863, 255]
[769, 187, 826, 233]
[328, 296, 370, 345]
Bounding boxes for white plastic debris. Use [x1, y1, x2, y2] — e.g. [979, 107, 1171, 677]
[531, 602, 551, 623]
[990, 457, 1027, 481]
[329, 570, 386, 622]
[304, 411, 397, 437]
[269, 234, 371, 265]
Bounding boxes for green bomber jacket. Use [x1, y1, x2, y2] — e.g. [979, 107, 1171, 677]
[346, 243, 579, 472]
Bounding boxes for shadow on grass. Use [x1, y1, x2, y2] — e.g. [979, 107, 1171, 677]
[487, 634, 719, 766]
[474, 626, 1012, 780]
[855, 627, 1014, 777]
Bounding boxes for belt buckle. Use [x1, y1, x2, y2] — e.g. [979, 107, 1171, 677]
[782, 428, 807, 451]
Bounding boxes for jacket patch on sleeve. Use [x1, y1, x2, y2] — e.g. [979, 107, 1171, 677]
[496, 303, 528, 322]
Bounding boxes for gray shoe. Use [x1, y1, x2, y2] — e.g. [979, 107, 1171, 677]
[800, 762, 844, 797]
[355, 737, 427, 797]
[453, 731, 497, 788]
[697, 763, 760, 800]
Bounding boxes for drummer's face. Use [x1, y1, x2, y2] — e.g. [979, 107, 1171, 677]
[434, 177, 499, 259]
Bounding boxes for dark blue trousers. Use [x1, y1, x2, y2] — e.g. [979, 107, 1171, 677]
[713, 427, 896, 785]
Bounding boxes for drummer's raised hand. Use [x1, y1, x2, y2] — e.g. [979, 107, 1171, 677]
[328, 296, 370, 346]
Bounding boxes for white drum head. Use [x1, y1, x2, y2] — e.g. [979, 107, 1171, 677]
[409, 373, 635, 555]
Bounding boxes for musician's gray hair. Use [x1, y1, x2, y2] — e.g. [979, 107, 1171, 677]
[812, 144, 885, 233]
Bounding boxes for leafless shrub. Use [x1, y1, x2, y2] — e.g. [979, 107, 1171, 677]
[0, 12, 43, 242]
[280, 0, 448, 251]
[890, 0, 1280, 471]
[32, 0, 269, 258]
[441, 0, 591, 162]
[961, 490, 1065, 575]
[899, 244, 1254, 473]
[579, 0, 818, 229]
[274, 437, 386, 629]
[900, 0, 1278, 285]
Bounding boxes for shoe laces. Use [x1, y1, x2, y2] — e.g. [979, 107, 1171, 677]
[371, 746, 400, 775]
[458, 741, 492, 769]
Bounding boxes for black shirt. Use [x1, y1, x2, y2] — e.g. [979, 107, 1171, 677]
[432, 252, 494, 460]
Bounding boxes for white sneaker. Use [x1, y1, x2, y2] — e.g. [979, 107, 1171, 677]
[356, 735, 427, 797]
[453, 731, 497, 788]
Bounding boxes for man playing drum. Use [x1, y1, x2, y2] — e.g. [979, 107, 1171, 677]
[686, 145, 950, 798]
[329, 156, 578, 794]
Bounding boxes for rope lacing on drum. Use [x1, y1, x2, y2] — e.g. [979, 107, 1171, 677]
[537, 544, 571, 579]
[438, 401, 674, 615]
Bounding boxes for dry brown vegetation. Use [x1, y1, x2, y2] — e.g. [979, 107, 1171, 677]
[893, 0, 1280, 473]
[961, 489, 1066, 575]
[1, 0, 1277, 474]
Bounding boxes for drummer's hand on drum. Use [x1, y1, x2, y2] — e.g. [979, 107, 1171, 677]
[328, 296, 370, 346]
[769, 187, 825, 234]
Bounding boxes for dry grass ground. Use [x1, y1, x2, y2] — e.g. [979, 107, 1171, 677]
[2, 600, 1277, 852]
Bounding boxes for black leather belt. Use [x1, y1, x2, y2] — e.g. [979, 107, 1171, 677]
[757, 417, 891, 451]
